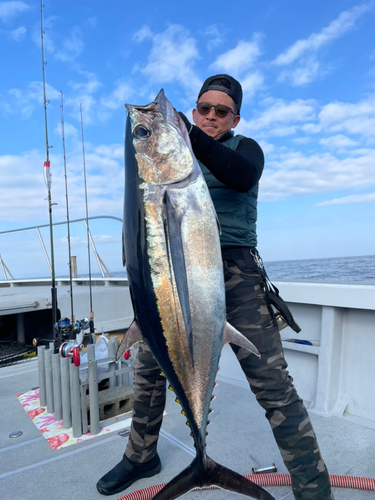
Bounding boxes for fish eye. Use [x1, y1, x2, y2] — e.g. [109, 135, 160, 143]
[133, 125, 152, 139]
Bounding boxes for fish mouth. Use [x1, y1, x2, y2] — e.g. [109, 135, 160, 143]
[125, 89, 180, 134]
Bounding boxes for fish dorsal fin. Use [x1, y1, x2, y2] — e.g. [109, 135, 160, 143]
[223, 322, 260, 358]
[116, 320, 144, 361]
[122, 227, 126, 267]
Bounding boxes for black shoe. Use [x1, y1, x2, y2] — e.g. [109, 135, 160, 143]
[96, 453, 161, 496]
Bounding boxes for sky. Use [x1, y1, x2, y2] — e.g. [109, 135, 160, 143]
[0, 0, 374, 279]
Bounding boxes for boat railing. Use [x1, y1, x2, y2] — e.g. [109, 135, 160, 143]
[0, 215, 123, 282]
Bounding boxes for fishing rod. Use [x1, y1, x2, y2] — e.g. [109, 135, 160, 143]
[80, 101, 94, 344]
[44, 99, 92, 362]
[59, 91, 75, 329]
[41, 0, 58, 352]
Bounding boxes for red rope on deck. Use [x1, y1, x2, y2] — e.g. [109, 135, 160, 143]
[116, 473, 375, 500]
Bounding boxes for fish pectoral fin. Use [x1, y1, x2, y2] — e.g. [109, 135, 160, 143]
[164, 190, 194, 366]
[224, 322, 261, 359]
[116, 320, 144, 361]
[215, 212, 221, 235]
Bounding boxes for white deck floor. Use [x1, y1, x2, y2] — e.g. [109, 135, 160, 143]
[1, 357, 374, 500]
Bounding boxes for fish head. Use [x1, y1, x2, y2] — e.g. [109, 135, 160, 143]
[125, 89, 194, 185]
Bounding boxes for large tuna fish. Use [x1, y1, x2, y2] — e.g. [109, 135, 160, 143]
[117, 89, 274, 500]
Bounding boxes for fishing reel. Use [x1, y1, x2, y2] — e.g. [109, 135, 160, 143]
[56, 317, 75, 342]
[32, 317, 73, 350]
[59, 340, 83, 367]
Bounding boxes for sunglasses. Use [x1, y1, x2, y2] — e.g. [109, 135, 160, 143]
[196, 102, 236, 118]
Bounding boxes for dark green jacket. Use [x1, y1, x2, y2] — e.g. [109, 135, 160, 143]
[198, 132, 259, 248]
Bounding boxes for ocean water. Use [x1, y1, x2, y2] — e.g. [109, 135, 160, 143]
[110, 254, 375, 283]
[264, 254, 375, 283]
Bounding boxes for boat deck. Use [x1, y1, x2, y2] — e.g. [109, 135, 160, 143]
[1, 357, 374, 500]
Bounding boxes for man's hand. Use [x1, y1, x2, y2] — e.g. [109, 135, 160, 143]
[178, 112, 193, 133]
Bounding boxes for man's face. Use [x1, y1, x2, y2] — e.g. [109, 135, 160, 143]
[192, 90, 241, 140]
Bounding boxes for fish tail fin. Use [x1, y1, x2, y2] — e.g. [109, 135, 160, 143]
[152, 456, 275, 500]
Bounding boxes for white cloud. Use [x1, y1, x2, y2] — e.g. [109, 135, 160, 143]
[53, 121, 78, 139]
[302, 93, 375, 139]
[319, 134, 359, 149]
[201, 24, 224, 51]
[241, 71, 264, 100]
[64, 71, 102, 124]
[293, 137, 311, 144]
[317, 193, 375, 206]
[278, 58, 321, 86]
[55, 26, 85, 62]
[238, 97, 317, 137]
[258, 140, 274, 155]
[318, 95, 375, 138]
[2, 81, 60, 118]
[1, 67, 131, 125]
[260, 148, 375, 201]
[210, 34, 263, 76]
[273, 3, 372, 86]
[137, 25, 201, 93]
[273, 3, 372, 66]
[0, 150, 51, 222]
[6, 25, 25, 40]
[270, 126, 298, 137]
[0, 144, 124, 224]
[133, 25, 153, 43]
[32, 17, 89, 64]
[93, 144, 123, 160]
[100, 79, 133, 111]
[0, 1, 29, 21]
[301, 122, 322, 134]
[316, 193, 375, 207]
[68, 70, 102, 95]
[31, 15, 58, 54]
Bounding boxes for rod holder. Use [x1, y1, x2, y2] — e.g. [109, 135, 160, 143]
[45, 348, 54, 414]
[37, 345, 47, 406]
[61, 356, 71, 428]
[52, 352, 62, 421]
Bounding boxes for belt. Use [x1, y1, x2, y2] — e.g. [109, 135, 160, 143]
[221, 247, 257, 268]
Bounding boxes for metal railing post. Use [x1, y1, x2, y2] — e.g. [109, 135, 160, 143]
[36, 227, 52, 275]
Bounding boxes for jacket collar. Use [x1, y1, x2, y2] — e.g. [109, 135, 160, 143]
[217, 130, 234, 143]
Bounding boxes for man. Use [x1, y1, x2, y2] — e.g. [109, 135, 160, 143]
[97, 74, 334, 500]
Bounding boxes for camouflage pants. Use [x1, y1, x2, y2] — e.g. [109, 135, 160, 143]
[125, 258, 333, 500]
